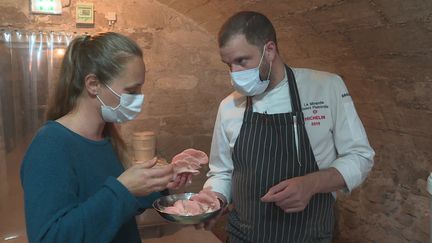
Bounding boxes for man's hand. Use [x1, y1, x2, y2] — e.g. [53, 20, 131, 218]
[260, 168, 346, 213]
[195, 206, 229, 231]
[195, 191, 228, 231]
[260, 175, 317, 213]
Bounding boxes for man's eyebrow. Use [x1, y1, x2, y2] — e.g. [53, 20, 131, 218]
[222, 55, 250, 64]
[125, 82, 143, 89]
[233, 55, 251, 62]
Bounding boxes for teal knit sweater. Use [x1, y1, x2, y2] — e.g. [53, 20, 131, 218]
[21, 121, 161, 243]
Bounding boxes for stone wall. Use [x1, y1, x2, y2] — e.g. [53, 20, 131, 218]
[157, 1, 432, 242]
[0, 0, 229, 160]
[0, 0, 431, 242]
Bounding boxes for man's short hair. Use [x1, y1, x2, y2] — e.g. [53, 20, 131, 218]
[218, 11, 277, 48]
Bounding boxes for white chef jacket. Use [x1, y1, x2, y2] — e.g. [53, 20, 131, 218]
[204, 67, 375, 202]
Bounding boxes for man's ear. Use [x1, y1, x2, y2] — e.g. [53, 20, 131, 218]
[265, 41, 278, 61]
[84, 74, 100, 96]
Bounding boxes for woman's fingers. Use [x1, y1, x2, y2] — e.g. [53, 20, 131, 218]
[187, 173, 193, 184]
[166, 175, 181, 189]
[134, 157, 158, 168]
[144, 164, 174, 179]
[118, 160, 175, 196]
[179, 173, 188, 185]
[167, 173, 190, 189]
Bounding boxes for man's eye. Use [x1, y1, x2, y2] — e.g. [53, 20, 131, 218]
[126, 90, 140, 95]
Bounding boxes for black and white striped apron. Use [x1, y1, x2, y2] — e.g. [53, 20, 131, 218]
[227, 66, 335, 243]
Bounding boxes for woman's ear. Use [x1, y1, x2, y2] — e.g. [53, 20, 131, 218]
[84, 74, 100, 96]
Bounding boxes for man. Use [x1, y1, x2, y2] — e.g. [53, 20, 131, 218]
[202, 11, 375, 243]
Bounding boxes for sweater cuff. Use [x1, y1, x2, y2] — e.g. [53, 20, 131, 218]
[138, 192, 162, 208]
[104, 176, 141, 217]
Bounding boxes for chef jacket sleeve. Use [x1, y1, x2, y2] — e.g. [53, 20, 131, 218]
[204, 103, 234, 202]
[329, 75, 375, 192]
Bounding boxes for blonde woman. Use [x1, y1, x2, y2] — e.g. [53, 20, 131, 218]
[21, 32, 189, 243]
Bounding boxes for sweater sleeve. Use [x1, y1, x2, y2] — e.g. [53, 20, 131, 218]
[136, 192, 162, 211]
[21, 133, 140, 243]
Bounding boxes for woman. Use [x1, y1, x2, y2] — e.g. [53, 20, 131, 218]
[21, 32, 188, 243]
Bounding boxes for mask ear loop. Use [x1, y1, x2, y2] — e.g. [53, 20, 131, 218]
[97, 82, 122, 109]
[103, 82, 121, 98]
[259, 44, 272, 81]
[257, 44, 267, 67]
[96, 95, 107, 106]
[266, 61, 272, 81]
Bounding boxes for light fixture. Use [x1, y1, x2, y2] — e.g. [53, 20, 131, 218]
[55, 48, 66, 56]
[30, 0, 62, 15]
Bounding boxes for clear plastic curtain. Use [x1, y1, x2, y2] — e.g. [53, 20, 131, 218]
[0, 30, 74, 157]
[0, 30, 74, 241]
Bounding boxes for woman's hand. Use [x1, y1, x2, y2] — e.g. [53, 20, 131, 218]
[167, 172, 193, 190]
[117, 158, 174, 197]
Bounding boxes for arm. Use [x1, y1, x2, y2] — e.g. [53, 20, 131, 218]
[21, 137, 140, 243]
[196, 105, 234, 230]
[136, 191, 163, 210]
[203, 104, 234, 203]
[260, 168, 345, 213]
[300, 75, 374, 194]
[329, 75, 375, 192]
[306, 167, 346, 193]
[261, 75, 374, 212]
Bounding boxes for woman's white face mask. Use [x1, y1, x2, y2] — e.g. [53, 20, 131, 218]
[230, 45, 272, 96]
[96, 83, 144, 123]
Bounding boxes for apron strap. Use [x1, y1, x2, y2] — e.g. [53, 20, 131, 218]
[242, 65, 302, 122]
[246, 96, 252, 109]
[285, 65, 302, 113]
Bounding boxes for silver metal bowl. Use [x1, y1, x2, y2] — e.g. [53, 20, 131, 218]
[152, 192, 226, 225]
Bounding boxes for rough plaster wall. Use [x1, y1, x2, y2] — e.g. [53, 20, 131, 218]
[0, 0, 431, 242]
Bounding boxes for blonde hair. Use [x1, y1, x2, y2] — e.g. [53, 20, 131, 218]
[46, 32, 143, 167]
